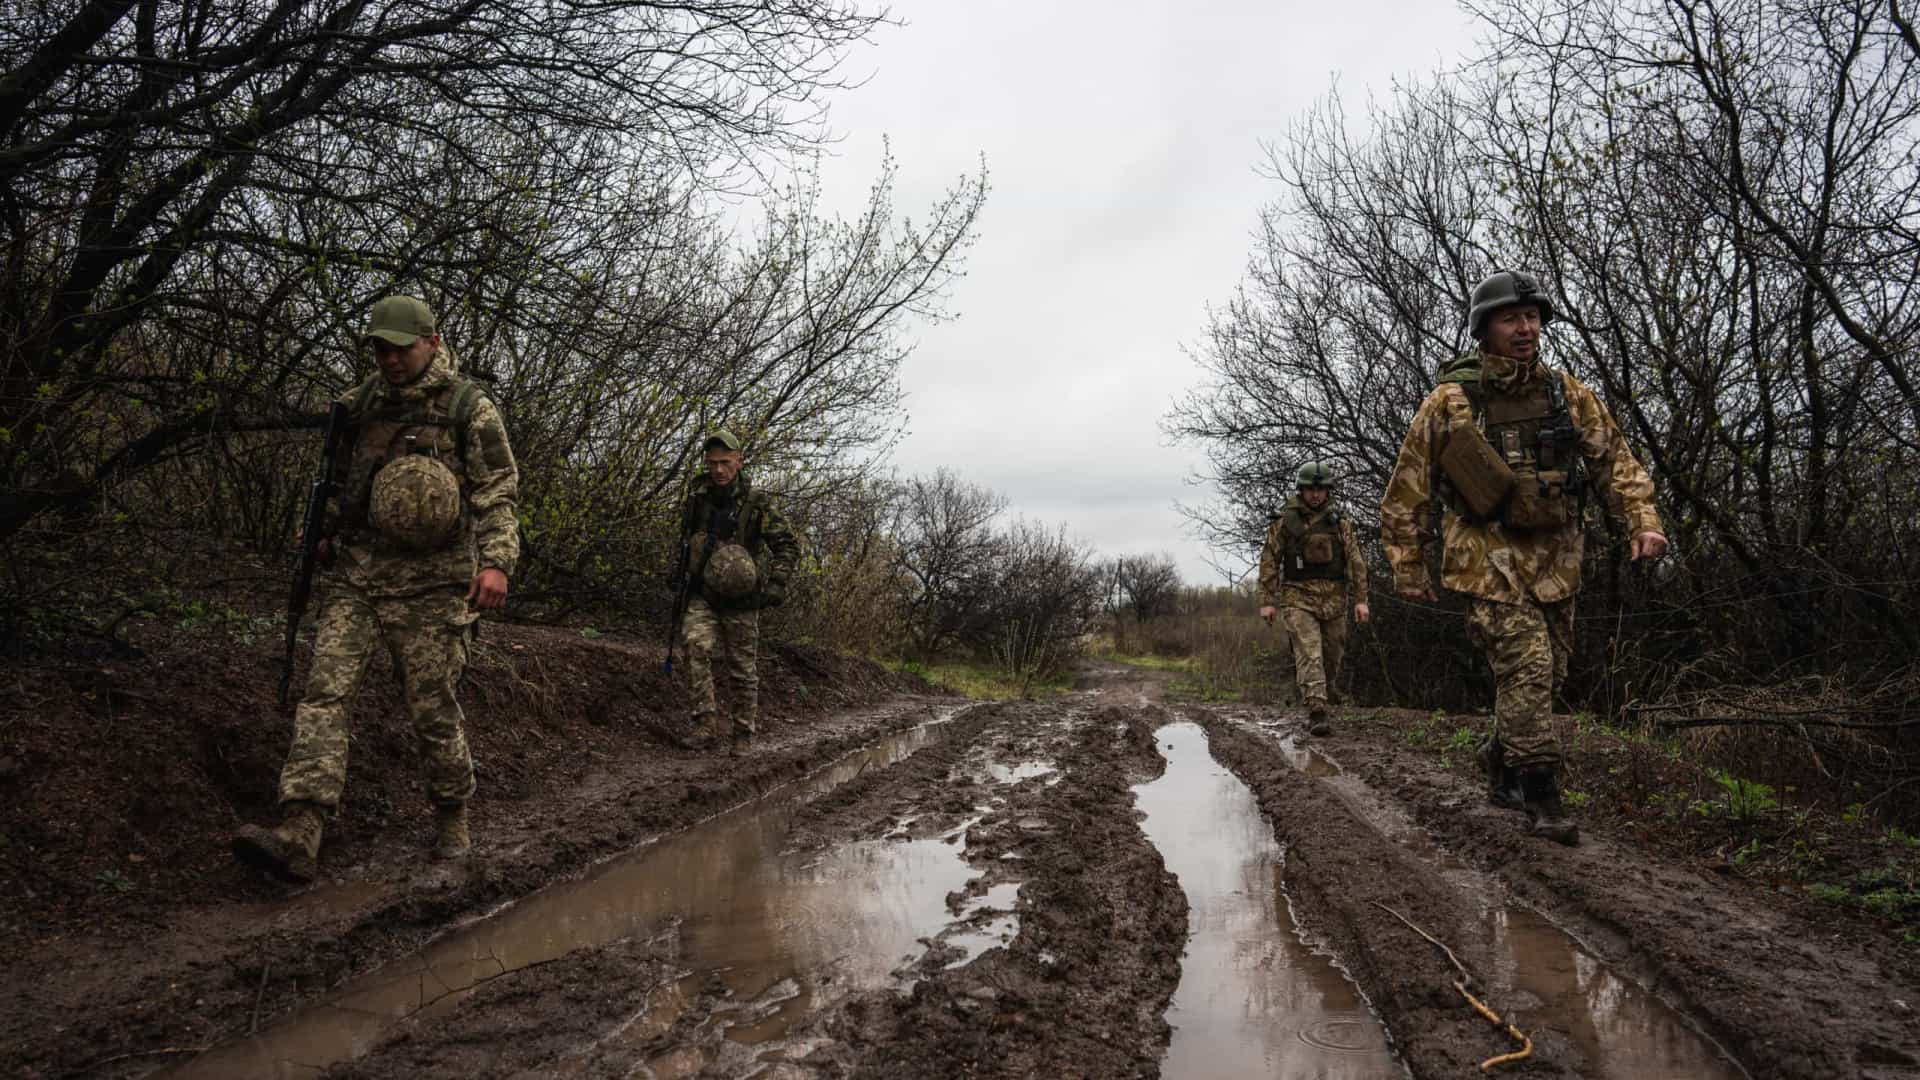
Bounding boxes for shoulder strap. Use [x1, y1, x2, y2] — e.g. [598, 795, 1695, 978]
[1542, 365, 1570, 420]
[349, 376, 382, 418]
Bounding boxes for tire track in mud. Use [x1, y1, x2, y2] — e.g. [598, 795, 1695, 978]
[1191, 708, 1556, 1079]
[23, 698, 953, 1080]
[806, 700, 1190, 1079]
[238, 699, 1186, 1078]
[1325, 723, 1920, 1080]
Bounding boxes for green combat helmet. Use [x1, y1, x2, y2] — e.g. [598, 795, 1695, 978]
[703, 542, 761, 600]
[1296, 461, 1337, 488]
[1467, 270, 1558, 339]
[370, 455, 463, 550]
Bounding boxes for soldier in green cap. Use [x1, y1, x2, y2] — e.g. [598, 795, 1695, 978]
[233, 295, 520, 883]
[1380, 270, 1666, 845]
[671, 429, 802, 753]
[1258, 461, 1371, 735]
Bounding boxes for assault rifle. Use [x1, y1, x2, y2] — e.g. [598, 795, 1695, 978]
[664, 532, 717, 675]
[280, 402, 352, 706]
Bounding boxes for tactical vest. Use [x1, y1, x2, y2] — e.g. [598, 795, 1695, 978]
[1278, 505, 1345, 581]
[1439, 365, 1584, 530]
[336, 375, 487, 540]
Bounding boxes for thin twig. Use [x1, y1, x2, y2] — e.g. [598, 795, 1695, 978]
[1371, 901, 1534, 1072]
[251, 958, 271, 1034]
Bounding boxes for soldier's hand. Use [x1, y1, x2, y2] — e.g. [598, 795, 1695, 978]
[315, 537, 335, 569]
[1630, 531, 1669, 561]
[469, 568, 509, 610]
[1398, 586, 1438, 603]
[1259, 605, 1276, 624]
[1354, 602, 1371, 625]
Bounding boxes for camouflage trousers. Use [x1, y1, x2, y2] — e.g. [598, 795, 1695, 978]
[1278, 606, 1348, 710]
[278, 583, 478, 810]
[1466, 596, 1573, 770]
[682, 595, 758, 737]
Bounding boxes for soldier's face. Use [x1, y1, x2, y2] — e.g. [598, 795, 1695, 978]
[371, 334, 439, 384]
[1482, 305, 1542, 361]
[705, 448, 743, 487]
[1301, 486, 1330, 508]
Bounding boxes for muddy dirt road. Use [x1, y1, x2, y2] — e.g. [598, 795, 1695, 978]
[7, 660, 1918, 1078]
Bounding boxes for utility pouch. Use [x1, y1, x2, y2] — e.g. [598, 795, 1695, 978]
[1303, 533, 1335, 565]
[1439, 423, 1515, 519]
[1506, 467, 1570, 530]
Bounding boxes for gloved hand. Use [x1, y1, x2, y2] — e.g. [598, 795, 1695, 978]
[756, 581, 786, 609]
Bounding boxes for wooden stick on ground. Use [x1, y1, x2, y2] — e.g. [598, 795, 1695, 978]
[1371, 900, 1534, 1072]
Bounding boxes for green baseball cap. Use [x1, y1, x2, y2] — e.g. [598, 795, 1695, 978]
[362, 295, 436, 346]
[703, 428, 744, 452]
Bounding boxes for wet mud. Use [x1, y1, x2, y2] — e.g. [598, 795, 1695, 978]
[6, 655, 1918, 1078]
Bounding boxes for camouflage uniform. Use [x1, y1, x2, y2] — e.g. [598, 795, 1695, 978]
[678, 473, 800, 739]
[1379, 349, 1660, 768]
[1258, 498, 1369, 712]
[279, 348, 520, 808]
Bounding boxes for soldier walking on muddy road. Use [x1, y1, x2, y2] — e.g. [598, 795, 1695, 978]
[1259, 462, 1371, 737]
[1379, 270, 1666, 846]
[234, 295, 519, 883]
[671, 430, 801, 754]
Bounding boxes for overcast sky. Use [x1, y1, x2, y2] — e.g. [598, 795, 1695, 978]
[807, 2, 1484, 586]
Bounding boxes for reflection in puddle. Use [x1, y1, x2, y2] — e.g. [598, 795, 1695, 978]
[986, 759, 1057, 784]
[1137, 722, 1400, 1079]
[1264, 718, 1746, 1077]
[167, 712, 1006, 1079]
[1492, 906, 1746, 1079]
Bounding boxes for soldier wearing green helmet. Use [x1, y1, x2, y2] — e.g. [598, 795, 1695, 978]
[234, 294, 520, 883]
[670, 429, 802, 753]
[1379, 270, 1668, 846]
[1258, 460, 1371, 736]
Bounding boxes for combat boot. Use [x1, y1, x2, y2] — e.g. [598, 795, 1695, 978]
[1306, 705, 1332, 737]
[232, 801, 325, 884]
[1479, 737, 1526, 812]
[432, 802, 471, 859]
[1519, 767, 1579, 845]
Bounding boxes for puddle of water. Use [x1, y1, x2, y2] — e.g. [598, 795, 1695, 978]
[1137, 722, 1400, 1079]
[166, 713, 1005, 1079]
[1492, 906, 1747, 1079]
[1263, 720, 1746, 1078]
[986, 760, 1057, 784]
[1276, 734, 1340, 778]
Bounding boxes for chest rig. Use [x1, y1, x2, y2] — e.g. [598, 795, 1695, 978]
[1278, 505, 1345, 580]
[1442, 367, 1584, 530]
[335, 375, 484, 536]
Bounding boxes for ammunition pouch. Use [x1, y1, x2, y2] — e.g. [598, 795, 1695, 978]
[1302, 532, 1335, 565]
[1438, 423, 1515, 520]
[1506, 467, 1570, 530]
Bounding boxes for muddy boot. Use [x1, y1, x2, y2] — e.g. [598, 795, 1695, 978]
[1519, 767, 1579, 846]
[728, 725, 753, 757]
[1306, 705, 1332, 737]
[432, 802, 471, 859]
[1480, 737, 1526, 812]
[232, 801, 325, 884]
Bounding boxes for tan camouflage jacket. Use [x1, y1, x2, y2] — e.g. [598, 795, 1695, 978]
[328, 350, 520, 597]
[1379, 351, 1662, 605]
[1258, 498, 1369, 621]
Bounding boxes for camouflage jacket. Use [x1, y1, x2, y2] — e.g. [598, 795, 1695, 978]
[678, 472, 802, 600]
[327, 350, 520, 597]
[1258, 497, 1369, 619]
[1379, 350, 1662, 605]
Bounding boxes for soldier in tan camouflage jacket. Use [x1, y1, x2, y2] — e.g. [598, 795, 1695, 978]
[1379, 270, 1666, 845]
[234, 295, 520, 883]
[1259, 461, 1371, 735]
